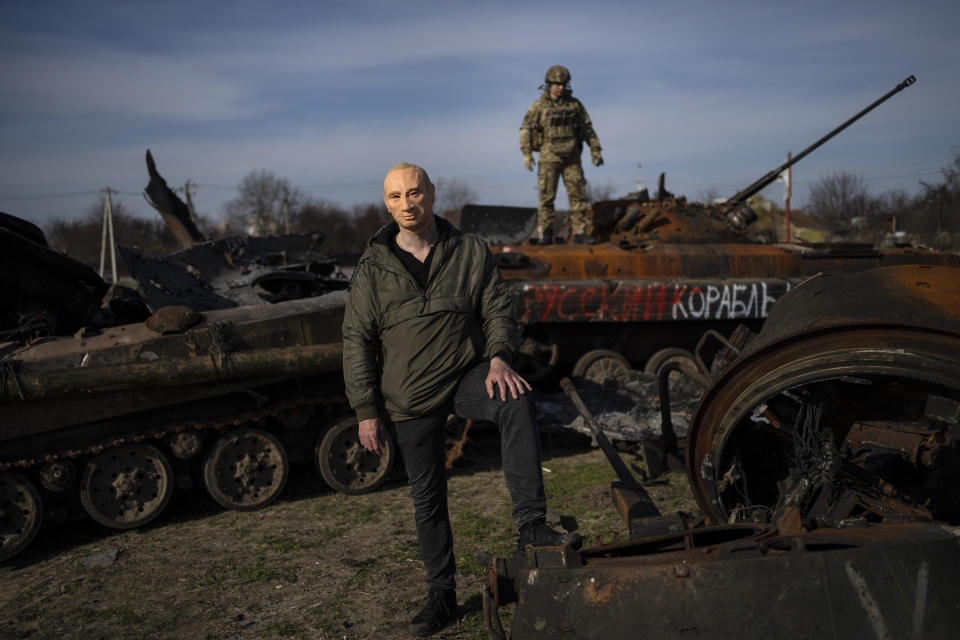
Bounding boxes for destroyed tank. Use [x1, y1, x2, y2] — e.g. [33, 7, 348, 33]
[455, 76, 959, 388]
[479, 263, 960, 639]
[683, 263, 960, 528]
[0, 159, 393, 563]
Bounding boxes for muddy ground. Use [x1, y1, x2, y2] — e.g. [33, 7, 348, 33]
[0, 427, 698, 640]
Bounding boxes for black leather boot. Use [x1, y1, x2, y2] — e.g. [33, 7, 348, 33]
[409, 587, 457, 636]
[517, 518, 583, 551]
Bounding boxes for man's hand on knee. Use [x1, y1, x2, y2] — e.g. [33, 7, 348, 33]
[358, 417, 385, 453]
[485, 357, 533, 401]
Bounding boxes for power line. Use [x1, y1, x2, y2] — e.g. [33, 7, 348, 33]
[0, 189, 143, 203]
[862, 170, 942, 181]
[0, 166, 947, 206]
[0, 190, 101, 202]
[304, 182, 383, 192]
[192, 183, 237, 190]
[661, 168, 940, 187]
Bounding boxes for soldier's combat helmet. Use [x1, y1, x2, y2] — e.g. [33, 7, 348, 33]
[544, 65, 571, 85]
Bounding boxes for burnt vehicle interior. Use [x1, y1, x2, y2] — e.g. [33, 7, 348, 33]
[480, 264, 960, 640]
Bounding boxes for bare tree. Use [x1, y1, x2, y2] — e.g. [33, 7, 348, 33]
[224, 170, 303, 236]
[45, 196, 179, 272]
[433, 178, 477, 213]
[919, 183, 954, 245]
[935, 145, 960, 193]
[296, 200, 389, 257]
[697, 186, 724, 204]
[806, 171, 871, 233]
[918, 146, 960, 244]
[351, 203, 391, 247]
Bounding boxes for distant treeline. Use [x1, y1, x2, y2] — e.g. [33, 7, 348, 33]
[44, 199, 390, 276]
[43, 147, 960, 275]
[801, 147, 960, 249]
[43, 170, 484, 273]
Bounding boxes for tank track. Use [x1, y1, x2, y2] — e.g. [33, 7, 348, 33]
[0, 393, 348, 472]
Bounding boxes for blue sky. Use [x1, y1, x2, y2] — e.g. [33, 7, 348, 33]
[1, 0, 958, 228]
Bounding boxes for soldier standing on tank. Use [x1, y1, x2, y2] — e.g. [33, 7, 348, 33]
[520, 65, 603, 244]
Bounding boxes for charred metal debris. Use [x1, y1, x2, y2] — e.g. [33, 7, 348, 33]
[461, 76, 946, 393]
[4, 78, 960, 640]
[0, 152, 376, 563]
[479, 264, 960, 639]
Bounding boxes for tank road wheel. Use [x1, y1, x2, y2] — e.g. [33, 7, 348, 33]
[203, 428, 289, 511]
[316, 417, 395, 495]
[643, 347, 711, 389]
[514, 332, 559, 382]
[80, 444, 173, 529]
[572, 349, 632, 386]
[0, 473, 43, 562]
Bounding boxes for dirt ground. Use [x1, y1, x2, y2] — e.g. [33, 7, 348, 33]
[0, 429, 698, 640]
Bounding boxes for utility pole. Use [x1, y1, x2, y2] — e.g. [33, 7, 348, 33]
[281, 188, 291, 235]
[99, 188, 118, 284]
[636, 163, 643, 194]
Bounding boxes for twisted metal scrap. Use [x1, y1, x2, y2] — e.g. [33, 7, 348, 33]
[0, 360, 24, 401]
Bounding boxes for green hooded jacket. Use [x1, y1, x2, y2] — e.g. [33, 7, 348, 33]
[342, 216, 519, 422]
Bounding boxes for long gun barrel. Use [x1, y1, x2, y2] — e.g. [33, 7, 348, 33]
[723, 75, 916, 213]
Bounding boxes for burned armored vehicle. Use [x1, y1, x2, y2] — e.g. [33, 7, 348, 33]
[455, 76, 959, 390]
[684, 264, 960, 529]
[0, 251, 388, 563]
[0, 157, 391, 563]
[479, 263, 960, 639]
[1, 212, 108, 341]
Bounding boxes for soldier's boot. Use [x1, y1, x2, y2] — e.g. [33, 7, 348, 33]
[573, 234, 596, 245]
[533, 227, 554, 245]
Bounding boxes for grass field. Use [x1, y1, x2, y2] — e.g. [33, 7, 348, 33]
[0, 428, 698, 639]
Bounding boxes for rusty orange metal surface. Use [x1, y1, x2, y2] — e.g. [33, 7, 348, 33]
[487, 522, 960, 639]
[731, 263, 960, 354]
[685, 265, 960, 527]
[490, 211, 960, 332]
[493, 237, 960, 282]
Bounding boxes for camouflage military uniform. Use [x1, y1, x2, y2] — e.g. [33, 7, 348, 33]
[520, 86, 602, 237]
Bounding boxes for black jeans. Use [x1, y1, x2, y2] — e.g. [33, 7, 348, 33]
[392, 361, 547, 591]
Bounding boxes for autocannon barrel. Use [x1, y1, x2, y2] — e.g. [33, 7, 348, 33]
[723, 75, 916, 212]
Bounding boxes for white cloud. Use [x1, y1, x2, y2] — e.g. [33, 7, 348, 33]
[1, 0, 958, 225]
[1, 35, 254, 121]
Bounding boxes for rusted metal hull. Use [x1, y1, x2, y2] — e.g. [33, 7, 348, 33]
[0, 289, 392, 562]
[1, 292, 347, 436]
[488, 238, 960, 379]
[497, 244, 960, 322]
[686, 265, 960, 527]
[511, 277, 790, 324]
[119, 233, 347, 311]
[483, 264, 960, 639]
[454, 204, 537, 246]
[1, 213, 108, 339]
[143, 149, 205, 249]
[0, 156, 359, 562]
[503, 523, 960, 639]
